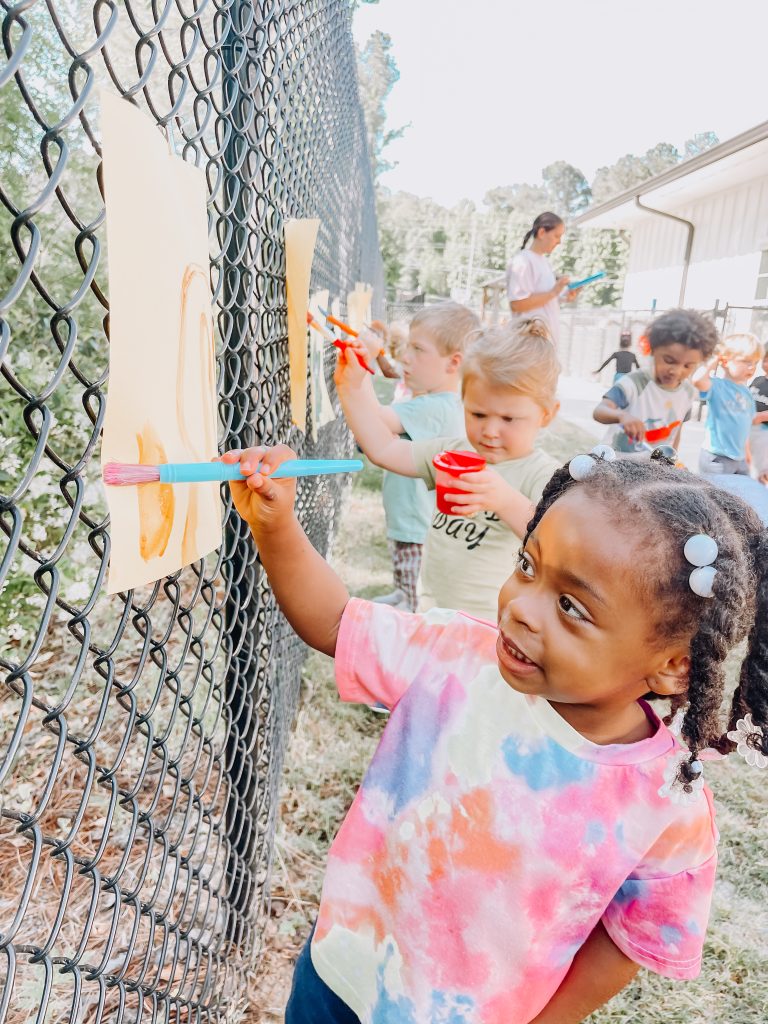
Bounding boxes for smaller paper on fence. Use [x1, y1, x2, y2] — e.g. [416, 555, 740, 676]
[285, 218, 320, 432]
[346, 282, 373, 334]
[308, 289, 336, 441]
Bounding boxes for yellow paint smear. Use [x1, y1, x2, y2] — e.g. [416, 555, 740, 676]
[136, 425, 174, 560]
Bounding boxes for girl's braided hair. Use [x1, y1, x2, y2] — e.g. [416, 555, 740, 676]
[524, 454, 768, 787]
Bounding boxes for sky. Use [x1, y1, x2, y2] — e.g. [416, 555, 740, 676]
[353, 0, 768, 208]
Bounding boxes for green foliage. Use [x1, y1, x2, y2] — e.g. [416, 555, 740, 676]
[684, 131, 720, 158]
[0, 1, 111, 647]
[377, 132, 718, 305]
[376, 190, 454, 295]
[356, 30, 408, 181]
[542, 160, 591, 216]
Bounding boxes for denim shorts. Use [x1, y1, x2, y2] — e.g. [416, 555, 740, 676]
[285, 929, 361, 1024]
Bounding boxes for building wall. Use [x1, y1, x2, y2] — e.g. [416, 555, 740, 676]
[621, 176, 768, 318]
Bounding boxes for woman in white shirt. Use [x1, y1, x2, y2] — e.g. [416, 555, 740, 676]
[505, 211, 578, 346]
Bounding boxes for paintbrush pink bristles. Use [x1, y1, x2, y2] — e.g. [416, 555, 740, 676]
[103, 463, 161, 486]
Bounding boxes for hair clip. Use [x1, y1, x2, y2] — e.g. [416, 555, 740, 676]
[658, 749, 705, 805]
[650, 444, 678, 465]
[726, 714, 768, 769]
[684, 533, 718, 598]
[568, 445, 616, 481]
[590, 444, 616, 462]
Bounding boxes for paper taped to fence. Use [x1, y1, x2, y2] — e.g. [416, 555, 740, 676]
[346, 282, 373, 333]
[285, 218, 320, 432]
[100, 90, 220, 594]
[308, 288, 336, 441]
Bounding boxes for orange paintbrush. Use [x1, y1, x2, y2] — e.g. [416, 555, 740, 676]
[318, 306, 358, 338]
[306, 311, 333, 340]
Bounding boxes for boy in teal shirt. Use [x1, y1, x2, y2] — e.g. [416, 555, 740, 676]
[359, 303, 479, 610]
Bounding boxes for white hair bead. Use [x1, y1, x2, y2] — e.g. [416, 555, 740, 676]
[684, 534, 718, 567]
[590, 444, 616, 461]
[568, 454, 596, 481]
[689, 565, 716, 598]
[689, 759, 703, 775]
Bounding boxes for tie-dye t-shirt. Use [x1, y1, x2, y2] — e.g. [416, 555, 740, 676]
[310, 600, 718, 1024]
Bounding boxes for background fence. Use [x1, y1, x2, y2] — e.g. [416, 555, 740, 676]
[558, 302, 768, 378]
[0, 0, 382, 1020]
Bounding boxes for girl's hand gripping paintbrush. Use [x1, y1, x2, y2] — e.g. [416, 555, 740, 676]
[222, 444, 300, 536]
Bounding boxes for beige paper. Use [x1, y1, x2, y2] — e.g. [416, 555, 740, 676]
[308, 289, 336, 441]
[100, 91, 220, 594]
[285, 218, 320, 432]
[346, 282, 373, 334]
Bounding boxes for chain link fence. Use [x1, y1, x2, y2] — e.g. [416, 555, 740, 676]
[0, 0, 382, 1019]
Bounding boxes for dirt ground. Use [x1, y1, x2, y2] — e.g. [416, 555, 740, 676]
[247, 416, 768, 1023]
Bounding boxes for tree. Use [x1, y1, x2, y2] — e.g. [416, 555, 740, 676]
[377, 190, 451, 294]
[542, 161, 591, 217]
[357, 31, 408, 182]
[590, 153, 652, 204]
[642, 142, 680, 177]
[683, 131, 719, 159]
[376, 128, 719, 307]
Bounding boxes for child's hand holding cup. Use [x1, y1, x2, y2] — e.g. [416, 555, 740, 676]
[432, 450, 487, 515]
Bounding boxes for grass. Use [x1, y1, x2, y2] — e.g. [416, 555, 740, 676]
[248, 414, 768, 1023]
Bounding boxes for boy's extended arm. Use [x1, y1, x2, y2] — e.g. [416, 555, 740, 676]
[336, 346, 419, 476]
[692, 353, 721, 394]
[528, 921, 640, 1024]
[592, 396, 622, 425]
[594, 352, 615, 374]
[592, 396, 644, 443]
[225, 446, 348, 656]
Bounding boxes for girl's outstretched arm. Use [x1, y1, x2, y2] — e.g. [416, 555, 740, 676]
[224, 445, 349, 657]
[335, 344, 419, 477]
[528, 922, 639, 1024]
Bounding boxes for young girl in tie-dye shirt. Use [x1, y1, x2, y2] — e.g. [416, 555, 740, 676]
[224, 442, 768, 1024]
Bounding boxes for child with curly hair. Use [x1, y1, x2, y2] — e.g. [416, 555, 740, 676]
[593, 308, 718, 453]
[224, 440, 767, 1024]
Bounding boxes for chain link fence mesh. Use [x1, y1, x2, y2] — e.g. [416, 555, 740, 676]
[0, 0, 382, 1019]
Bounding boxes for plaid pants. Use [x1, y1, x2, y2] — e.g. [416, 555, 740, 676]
[391, 540, 422, 612]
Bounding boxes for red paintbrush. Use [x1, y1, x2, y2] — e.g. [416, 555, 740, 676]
[306, 311, 374, 374]
[333, 338, 374, 375]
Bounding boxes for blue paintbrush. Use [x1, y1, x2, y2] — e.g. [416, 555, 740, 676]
[104, 459, 364, 485]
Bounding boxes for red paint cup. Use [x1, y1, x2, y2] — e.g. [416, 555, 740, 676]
[645, 420, 681, 443]
[432, 450, 486, 515]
